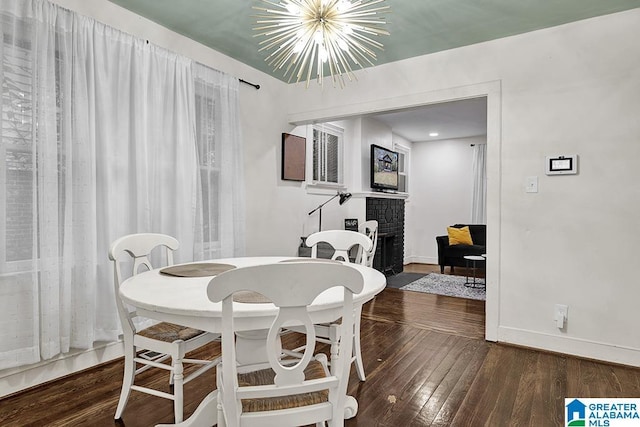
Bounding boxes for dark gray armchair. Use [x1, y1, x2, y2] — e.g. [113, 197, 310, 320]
[436, 224, 486, 274]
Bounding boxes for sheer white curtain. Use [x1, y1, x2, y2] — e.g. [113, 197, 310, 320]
[0, 0, 94, 368]
[79, 22, 202, 343]
[0, 0, 244, 370]
[471, 144, 487, 224]
[192, 64, 245, 260]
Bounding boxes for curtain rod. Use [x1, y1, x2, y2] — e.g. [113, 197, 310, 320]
[239, 79, 260, 90]
[139, 36, 259, 90]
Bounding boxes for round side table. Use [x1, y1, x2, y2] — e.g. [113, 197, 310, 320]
[463, 255, 486, 288]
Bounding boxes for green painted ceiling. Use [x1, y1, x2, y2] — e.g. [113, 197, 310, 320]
[107, 0, 640, 83]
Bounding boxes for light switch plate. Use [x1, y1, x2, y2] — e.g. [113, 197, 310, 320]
[526, 176, 538, 193]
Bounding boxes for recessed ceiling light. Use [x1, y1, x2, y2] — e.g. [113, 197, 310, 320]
[429, 132, 439, 137]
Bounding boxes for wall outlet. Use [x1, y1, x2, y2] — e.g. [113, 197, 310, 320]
[526, 176, 538, 193]
[555, 304, 568, 328]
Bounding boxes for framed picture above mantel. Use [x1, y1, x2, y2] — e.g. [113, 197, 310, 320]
[281, 133, 306, 181]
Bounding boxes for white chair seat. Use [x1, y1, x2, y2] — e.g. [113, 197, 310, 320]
[237, 359, 329, 413]
[137, 322, 204, 342]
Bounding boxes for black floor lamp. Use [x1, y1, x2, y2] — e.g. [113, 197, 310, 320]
[308, 191, 352, 232]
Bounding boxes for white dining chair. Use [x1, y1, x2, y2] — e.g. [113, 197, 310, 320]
[355, 220, 378, 267]
[109, 233, 219, 423]
[301, 230, 373, 382]
[305, 229, 372, 265]
[207, 261, 363, 427]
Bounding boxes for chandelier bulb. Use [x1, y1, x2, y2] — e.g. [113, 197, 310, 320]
[319, 45, 328, 63]
[285, 1, 300, 15]
[337, 0, 352, 12]
[294, 39, 305, 53]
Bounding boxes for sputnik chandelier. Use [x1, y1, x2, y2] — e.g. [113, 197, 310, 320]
[253, 0, 390, 87]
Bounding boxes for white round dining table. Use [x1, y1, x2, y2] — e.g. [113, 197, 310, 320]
[119, 256, 387, 427]
[120, 256, 386, 334]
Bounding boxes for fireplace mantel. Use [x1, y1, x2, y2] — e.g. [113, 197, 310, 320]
[352, 191, 409, 200]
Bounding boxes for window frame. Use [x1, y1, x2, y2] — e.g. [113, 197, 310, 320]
[394, 142, 410, 194]
[305, 122, 345, 191]
[194, 80, 222, 254]
[1, 24, 38, 272]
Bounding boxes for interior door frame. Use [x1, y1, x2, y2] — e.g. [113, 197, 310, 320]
[288, 80, 502, 341]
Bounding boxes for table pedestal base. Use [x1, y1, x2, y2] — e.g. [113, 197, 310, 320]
[235, 329, 280, 365]
[156, 390, 218, 427]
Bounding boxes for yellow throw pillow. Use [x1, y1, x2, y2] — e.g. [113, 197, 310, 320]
[447, 226, 473, 245]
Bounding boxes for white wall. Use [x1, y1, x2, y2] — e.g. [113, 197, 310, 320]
[360, 117, 393, 191]
[391, 134, 413, 261]
[406, 137, 484, 265]
[283, 9, 640, 366]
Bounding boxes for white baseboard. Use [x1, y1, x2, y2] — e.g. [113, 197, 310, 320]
[0, 341, 124, 398]
[498, 326, 640, 367]
[404, 256, 437, 265]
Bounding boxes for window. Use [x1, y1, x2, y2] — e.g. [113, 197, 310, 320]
[1, 28, 52, 270]
[395, 143, 410, 193]
[1, 24, 69, 271]
[2, 35, 31, 267]
[194, 80, 220, 249]
[309, 123, 343, 187]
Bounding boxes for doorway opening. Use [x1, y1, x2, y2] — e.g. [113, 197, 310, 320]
[288, 82, 502, 341]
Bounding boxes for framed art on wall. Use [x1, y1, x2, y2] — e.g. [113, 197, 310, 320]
[282, 133, 306, 181]
[344, 218, 358, 231]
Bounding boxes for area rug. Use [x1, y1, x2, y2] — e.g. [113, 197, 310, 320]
[400, 273, 486, 301]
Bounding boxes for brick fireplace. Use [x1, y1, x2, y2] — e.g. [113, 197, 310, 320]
[366, 197, 405, 275]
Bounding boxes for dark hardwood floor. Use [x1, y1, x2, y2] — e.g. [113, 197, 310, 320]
[2, 263, 639, 426]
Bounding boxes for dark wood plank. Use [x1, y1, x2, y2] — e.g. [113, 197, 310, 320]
[567, 357, 640, 398]
[416, 338, 489, 426]
[527, 351, 566, 427]
[349, 330, 454, 424]
[385, 335, 482, 427]
[363, 287, 486, 340]
[429, 339, 490, 426]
